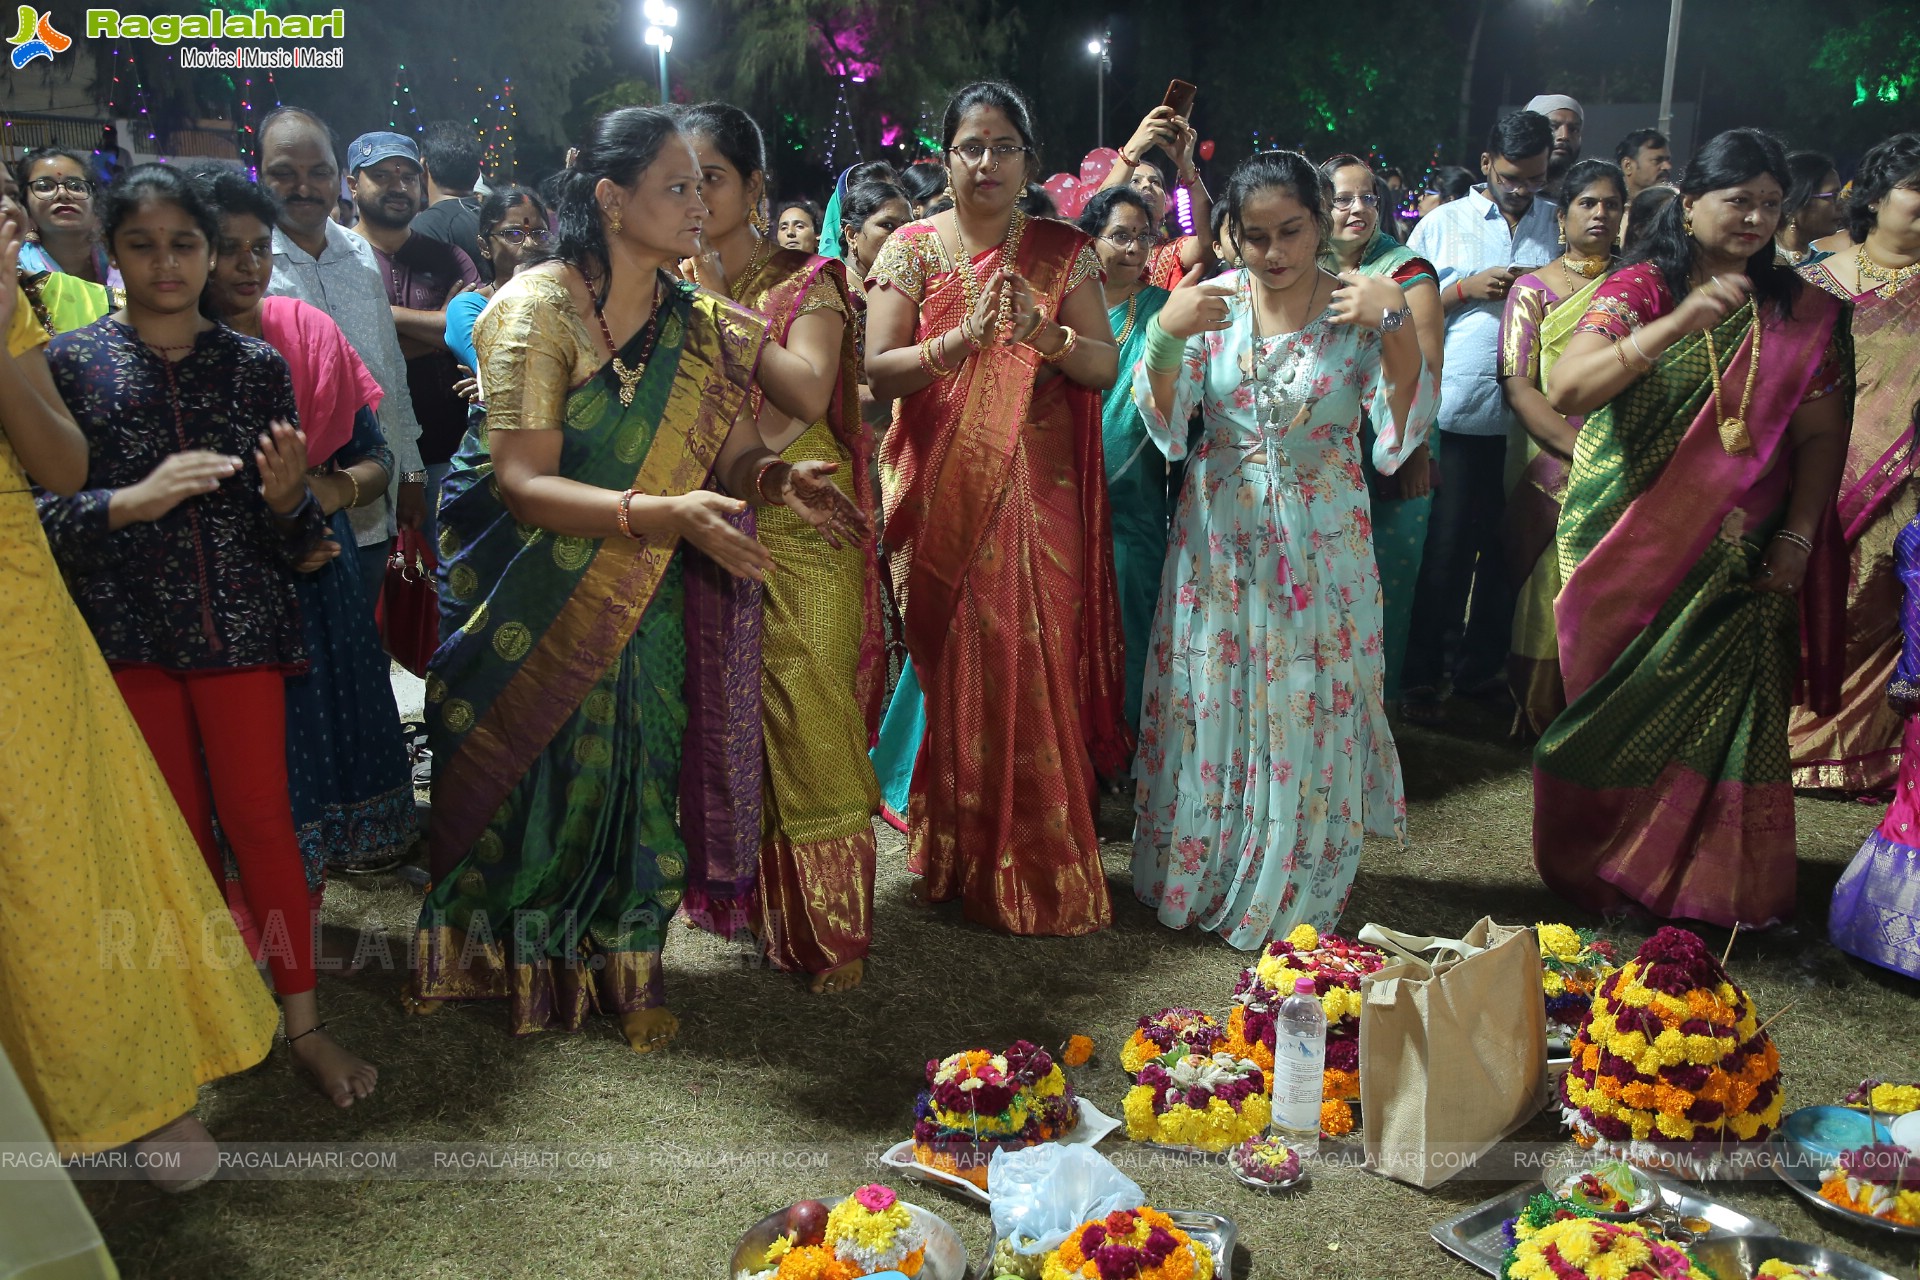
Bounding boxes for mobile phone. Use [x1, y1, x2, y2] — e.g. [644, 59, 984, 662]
[1162, 79, 1197, 120]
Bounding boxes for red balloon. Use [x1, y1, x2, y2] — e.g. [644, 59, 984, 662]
[1198, 138, 1216, 162]
[1042, 173, 1079, 202]
[1080, 147, 1121, 188]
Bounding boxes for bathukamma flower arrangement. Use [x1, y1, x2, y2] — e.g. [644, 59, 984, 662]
[738, 1185, 930, 1280]
[1121, 1008, 1224, 1075]
[1041, 1207, 1214, 1280]
[1220, 923, 1384, 1135]
[1536, 922, 1620, 1042]
[1122, 1049, 1270, 1152]
[911, 1040, 1077, 1190]
[1559, 927, 1783, 1177]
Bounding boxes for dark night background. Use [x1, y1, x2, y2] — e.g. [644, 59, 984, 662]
[18, 0, 1919, 199]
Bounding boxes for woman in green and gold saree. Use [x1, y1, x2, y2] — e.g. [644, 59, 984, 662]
[1497, 159, 1626, 739]
[1533, 130, 1852, 929]
[409, 108, 868, 1050]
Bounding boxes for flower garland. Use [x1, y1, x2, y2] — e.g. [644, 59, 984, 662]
[1041, 1207, 1214, 1280]
[1537, 922, 1619, 1040]
[1819, 1144, 1920, 1227]
[1221, 925, 1382, 1137]
[1502, 1216, 1713, 1280]
[912, 1040, 1077, 1188]
[1122, 1009, 1224, 1075]
[1559, 927, 1782, 1175]
[1123, 1051, 1271, 1152]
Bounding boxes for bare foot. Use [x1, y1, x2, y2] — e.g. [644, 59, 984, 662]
[619, 1007, 679, 1054]
[289, 1027, 378, 1108]
[401, 992, 446, 1015]
[910, 877, 933, 906]
[132, 1113, 219, 1193]
[809, 959, 865, 994]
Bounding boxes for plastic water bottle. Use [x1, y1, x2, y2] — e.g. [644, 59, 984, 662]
[1270, 975, 1327, 1156]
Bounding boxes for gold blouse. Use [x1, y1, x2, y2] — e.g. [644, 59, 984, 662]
[471, 272, 606, 433]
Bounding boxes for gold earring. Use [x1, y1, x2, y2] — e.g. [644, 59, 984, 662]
[750, 199, 770, 236]
[604, 204, 622, 235]
[1683, 208, 1694, 236]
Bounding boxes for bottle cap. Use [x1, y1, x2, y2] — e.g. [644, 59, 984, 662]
[1295, 977, 1316, 994]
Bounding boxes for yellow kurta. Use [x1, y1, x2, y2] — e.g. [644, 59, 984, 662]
[0, 289, 278, 1153]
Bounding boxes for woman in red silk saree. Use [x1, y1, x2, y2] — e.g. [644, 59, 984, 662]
[864, 83, 1129, 936]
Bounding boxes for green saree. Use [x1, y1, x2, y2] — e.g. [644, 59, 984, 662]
[1533, 264, 1849, 927]
[414, 273, 766, 1033]
[1105, 283, 1171, 731]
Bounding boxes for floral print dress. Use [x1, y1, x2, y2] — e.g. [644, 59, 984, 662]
[1130, 270, 1436, 949]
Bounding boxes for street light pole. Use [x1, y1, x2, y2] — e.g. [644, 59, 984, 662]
[1086, 32, 1110, 152]
[643, 0, 678, 106]
[1657, 0, 1685, 140]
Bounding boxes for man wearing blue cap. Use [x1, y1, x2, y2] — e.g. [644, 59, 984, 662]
[347, 129, 481, 556]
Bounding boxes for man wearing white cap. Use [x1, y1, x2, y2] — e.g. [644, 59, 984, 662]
[1525, 93, 1583, 182]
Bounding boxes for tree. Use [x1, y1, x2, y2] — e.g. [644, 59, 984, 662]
[677, 0, 1021, 195]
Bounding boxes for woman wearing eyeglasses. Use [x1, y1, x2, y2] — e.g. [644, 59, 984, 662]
[866, 81, 1126, 937]
[1787, 132, 1920, 794]
[1775, 150, 1843, 267]
[674, 103, 887, 991]
[15, 148, 119, 290]
[1071, 185, 1172, 747]
[444, 185, 552, 379]
[1321, 156, 1442, 711]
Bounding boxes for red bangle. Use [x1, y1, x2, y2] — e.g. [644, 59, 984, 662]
[615, 488, 639, 539]
[755, 459, 789, 505]
[1454, 282, 1467, 305]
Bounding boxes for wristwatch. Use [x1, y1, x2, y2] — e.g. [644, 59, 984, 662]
[400, 471, 427, 485]
[1380, 306, 1412, 333]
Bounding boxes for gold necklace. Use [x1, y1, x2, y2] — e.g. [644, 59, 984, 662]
[952, 207, 1027, 332]
[1559, 250, 1611, 281]
[1856, 243, 1920, 298]
[1113, 291, 1142, 345]
[595, 276, 661, 407]
[1702, 302, 1762, 455]
[727, 233, 774, 303]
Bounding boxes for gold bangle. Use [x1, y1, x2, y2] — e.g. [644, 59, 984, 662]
[1040, 325, 1077, 364]
[918, 336, 951, 379]
[615, 488, 639, 539]
[343, 469, 361, 510]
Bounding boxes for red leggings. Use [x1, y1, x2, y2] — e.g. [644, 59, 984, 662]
[113, 666, 316, 996]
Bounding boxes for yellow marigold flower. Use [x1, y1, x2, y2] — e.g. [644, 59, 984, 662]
[1544, 971, 1568, 997]
[1590, 1250, 1633, 1280]
[1122, 1086, 1159, 1140]
[1034, 1067, 1068, 1098]
[1553, 1226, 1595, 1265]
[1630, 1115, 1654, 1141]
[1536, 923, 1584, 961]
[1871, 1083, 1920, 1115]
[1610, 1232, 1651, 1267]
[1893, 1189, 1920, 1226]
[1287, 923, 1320, 949]
[1655, 1110, 1693, 1140]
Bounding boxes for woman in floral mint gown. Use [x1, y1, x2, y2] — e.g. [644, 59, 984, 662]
[1130, 151, 1435, 949]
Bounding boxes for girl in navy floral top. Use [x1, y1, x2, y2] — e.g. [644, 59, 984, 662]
[36, 165, 378, 1110]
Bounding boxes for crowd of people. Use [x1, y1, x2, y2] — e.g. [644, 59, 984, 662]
[1, 77, 1918, 1203]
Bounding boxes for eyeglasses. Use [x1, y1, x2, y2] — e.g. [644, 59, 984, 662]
[1100, 231, 1164, 251]
[1331, 193, 1380, 211]
[948, 143, 1032, 167]
[490, 227, 553, 246]
[27, 176, 93, 198]
[1488, 171, 1548, 194]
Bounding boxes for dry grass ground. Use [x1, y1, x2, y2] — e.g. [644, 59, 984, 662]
[82, 704, 1920, 1279]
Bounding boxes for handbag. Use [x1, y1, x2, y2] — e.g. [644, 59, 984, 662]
[1356, 918, 1548, 1189]
[378, 528, 441, 677]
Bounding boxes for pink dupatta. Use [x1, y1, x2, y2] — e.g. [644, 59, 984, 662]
[257, 295, 384, 467]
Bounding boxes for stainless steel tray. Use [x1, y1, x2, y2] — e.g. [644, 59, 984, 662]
[1429, 1173, 1781, 1276]
[1766, 1130, 1920, 1240]
[1687, 1234, 1907, 1280]
[979, 1209, 1237, 1280]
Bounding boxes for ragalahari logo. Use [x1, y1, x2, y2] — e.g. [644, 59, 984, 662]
[8, 7, 71, 68]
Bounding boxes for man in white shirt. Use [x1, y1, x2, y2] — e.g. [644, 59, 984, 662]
[257, 105, 426, 593]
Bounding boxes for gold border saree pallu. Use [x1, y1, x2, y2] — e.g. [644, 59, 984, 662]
[1788, 277, 1920, 791]
[1534, 294, 1847, 928]
[879, 220, 1130, 936]
[417, 285, 768, 1029]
